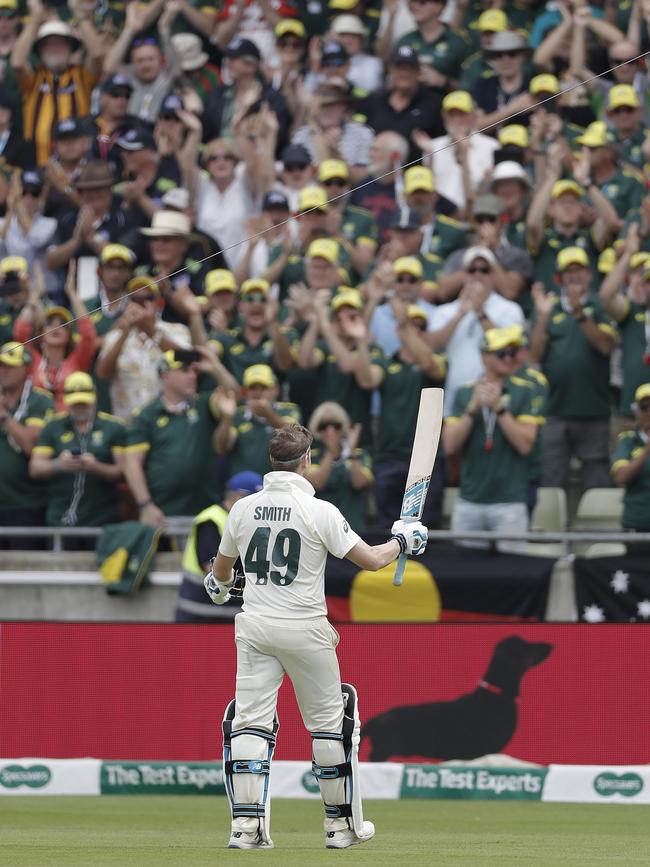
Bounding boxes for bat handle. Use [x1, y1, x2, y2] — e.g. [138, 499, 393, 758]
[393, 552, 407, 587]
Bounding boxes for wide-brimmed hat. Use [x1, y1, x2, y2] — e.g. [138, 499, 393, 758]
[34, 20, 81, 52]
[486, 31, 528, 54]
[140, 211, 195, 238]
[74, 161, 115, 190]
[170, 33, 208, 71]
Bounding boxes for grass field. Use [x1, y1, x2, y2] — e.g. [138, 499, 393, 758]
[2, 797, 649, 866]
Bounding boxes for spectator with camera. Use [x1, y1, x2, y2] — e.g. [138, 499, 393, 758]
[0, 171, 57, 284]
[29, 371, 125, 530]
[124, 348, 226, 526]
[443, 326, 543, 552]
[0, 340, 54, 541]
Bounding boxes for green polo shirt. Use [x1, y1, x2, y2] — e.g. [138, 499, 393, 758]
[620, 208, 650, 255]
[528, 225, 599, 289]
[126, 392, 219, 516]
[340, 204, 379, 251]
[612, 430, 650, 530]
[613, 299, 650, 417]
[311, 340, 384, 446]
[228, 402, 301, 477]
[614, 128, 647, 171]
[87, 293, 122, 414]
[0, 300, 20, 346]
[459, 52, 491, 91]
[397, 25, 472, 80]
[310, 441, 373, 532]
[429, 215, 469, 261]
[376, 354, 445, 464]
[535, 296, 618, 418]
[594, 168, 644, 221]
[515, 365, 549, 483]
[209, 326, 294, 385]
[33, 410, 125, 526]
[0, 384, 54, 512]
[268, 243, 355, 300]
[448, 376, 542, 504]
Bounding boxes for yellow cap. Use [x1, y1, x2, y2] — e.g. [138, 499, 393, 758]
[62, 371, 96, 405]
[635, 383, 650, 403]
[576, 121, 614, 148]
[642, 264, 650, 282]
[608, 84, 640, 111]
[477, 9, 507, 31]
[630, 252, 650, 270]
[442, 90, 474, 113]
[100, 244, 134, 266]
[498, 124, 529, 149]
[0, 255, 28, 274]
[240, 278, 270, 295]
[275, 18, 306, 39]
[243, 363, 277, 388]
[297, 185, 329, 212]
[404, 165, 435, 195]
[407, 304, 428, 322]
[126, 275, 159, 296]
[331, 289, 363, 312]
[598, 247, 616, 274]
[44, 306, 74, 324]
[0, 0, 18, 10]
[551, 179, 583, 199]
[0, 340, 31, 367]
[318, 159, 349, 182]
[307, 238, 339, 264]
[556, 246, 589, 271]
[329, 0, 357, 9]
[394, 256, 423, 278]
[530, 73, 559, 95]
[481, 325, 525, 352]
[205, 269, 237, 295]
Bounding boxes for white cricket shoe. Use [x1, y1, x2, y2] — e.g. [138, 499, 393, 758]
[228, 829, 274, 849]
[325, 821, 375, 849]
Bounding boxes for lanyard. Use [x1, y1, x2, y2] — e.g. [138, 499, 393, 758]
[481, 404, 497, 454]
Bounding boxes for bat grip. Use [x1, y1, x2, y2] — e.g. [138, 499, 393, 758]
[393, 552, 407, 587]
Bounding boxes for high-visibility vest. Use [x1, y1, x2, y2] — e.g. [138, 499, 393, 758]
[181, 504, 229, 579]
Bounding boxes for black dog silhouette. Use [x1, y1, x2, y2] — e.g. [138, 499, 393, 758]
[362, 636, 552, 761]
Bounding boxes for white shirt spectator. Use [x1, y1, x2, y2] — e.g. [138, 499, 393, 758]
[195, 163, 259, 270]
[427, 132, 499, 211]
[431, 292, 524, 415]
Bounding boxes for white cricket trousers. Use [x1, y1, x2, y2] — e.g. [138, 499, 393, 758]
[231, 611, 347, 833]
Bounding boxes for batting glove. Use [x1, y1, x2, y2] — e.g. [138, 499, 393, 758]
[204, 572, 234, 605]
[391, 520, 428, 556]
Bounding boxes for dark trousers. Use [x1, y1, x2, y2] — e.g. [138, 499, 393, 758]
[374, 455, 445, 530]
[541, 417, 611, 492]
[0, 507, 46, 550]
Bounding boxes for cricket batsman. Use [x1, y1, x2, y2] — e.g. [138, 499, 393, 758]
[205, 424, 428, 849]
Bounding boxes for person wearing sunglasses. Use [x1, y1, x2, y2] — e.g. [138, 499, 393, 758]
[213, 363, 301, 478]
[612, 383, 650, 543]
[443, 326, 542, 553]
[472, 31, 534, 131]
[436, 194, 533, 306]
[530, 246, 617, 494]
[429, 245, 524, 415]
[209, 278, 293, 386]
[0, 169, 56, 286]
[306, 401, 372, 532]
[602, 85, 648, 171]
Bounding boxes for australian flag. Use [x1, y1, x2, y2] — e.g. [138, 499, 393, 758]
[574, 556, 650, 623]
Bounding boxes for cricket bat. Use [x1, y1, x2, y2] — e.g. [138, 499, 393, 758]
[393, 387, 444, 587]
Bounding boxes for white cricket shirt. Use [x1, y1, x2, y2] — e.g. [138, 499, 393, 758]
[219, 471, 360, 619]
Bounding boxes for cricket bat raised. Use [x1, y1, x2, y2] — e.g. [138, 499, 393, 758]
[393, 387, 444, 587]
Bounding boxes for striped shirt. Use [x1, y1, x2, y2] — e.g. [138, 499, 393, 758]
[20, 65, 98, 165]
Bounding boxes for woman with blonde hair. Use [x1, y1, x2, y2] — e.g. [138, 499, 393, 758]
[306, 401, 373, 532]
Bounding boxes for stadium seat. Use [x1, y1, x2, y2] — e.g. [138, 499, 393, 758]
[571, 488, 624, 530]
[583, 542, 627, 558]
[530, 487, 568, 533]
[442, 487, 458, 529]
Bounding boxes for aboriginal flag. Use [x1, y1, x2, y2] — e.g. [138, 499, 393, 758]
[325, 541, 553, 623]
[574, 556, 650, 623]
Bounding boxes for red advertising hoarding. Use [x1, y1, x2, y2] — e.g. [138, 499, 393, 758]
[0, 623, 648, 765]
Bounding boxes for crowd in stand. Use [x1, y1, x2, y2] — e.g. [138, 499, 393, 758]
[1, 0, 650, 550]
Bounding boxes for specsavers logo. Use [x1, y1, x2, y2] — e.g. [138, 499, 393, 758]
[0, 764, 51, 789]
[593, 772, 644, 798]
